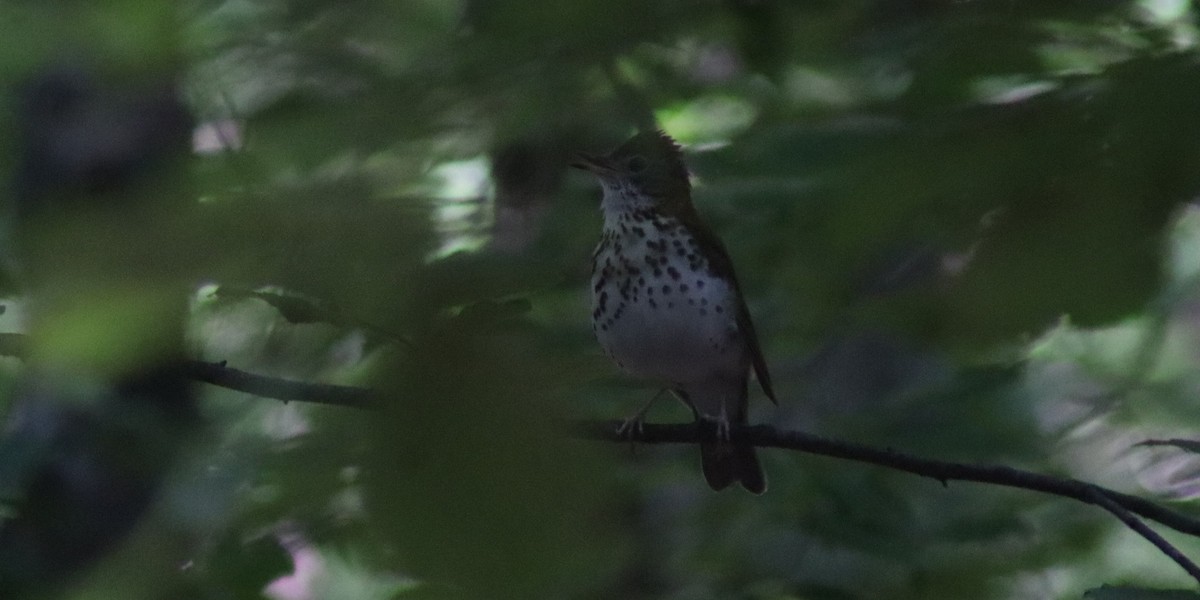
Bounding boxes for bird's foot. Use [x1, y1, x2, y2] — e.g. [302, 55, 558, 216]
[715, 406, 731, 442]
[615, 414, 646, 455]
[615, 414, 645, 439]
[615, 389, 668, 438]
[615, 389, 668, 452]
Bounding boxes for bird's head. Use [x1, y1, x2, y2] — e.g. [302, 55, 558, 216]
[573, 130, 691, 212]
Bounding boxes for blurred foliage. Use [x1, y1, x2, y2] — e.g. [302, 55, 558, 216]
[1085, 586, 1200, 599]
[4, 0, 1200, 599]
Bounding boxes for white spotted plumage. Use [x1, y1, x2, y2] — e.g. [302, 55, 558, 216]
[576, 129, 771, 493]
[590, 179, 749, 420]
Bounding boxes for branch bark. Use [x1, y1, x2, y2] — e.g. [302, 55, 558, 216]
[1086, 485, 1200, 585]
[574, 420, 1200, 568]
[183, 361, 378, 409]
[162, 362, 1200, 568]
[5, 333, 1200, 582]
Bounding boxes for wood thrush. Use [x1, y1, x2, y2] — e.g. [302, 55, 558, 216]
[574, 130, 776, 493]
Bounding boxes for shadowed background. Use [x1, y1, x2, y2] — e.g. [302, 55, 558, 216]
[3, 0, 1200, 598]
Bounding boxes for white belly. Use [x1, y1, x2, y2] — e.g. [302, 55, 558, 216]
[592, 240, 745, 387]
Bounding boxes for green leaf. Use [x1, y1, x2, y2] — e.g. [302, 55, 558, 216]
[1084, 585, 1200, 600]
[365, 324, 620, 598]
[208, 533, 293, 598]
[213, 286, 341, 325]
[1135, 439, 1200, 454]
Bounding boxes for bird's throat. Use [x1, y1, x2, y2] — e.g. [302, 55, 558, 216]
[598, 182, 661, 227]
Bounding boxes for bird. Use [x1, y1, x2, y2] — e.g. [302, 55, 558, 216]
[573, 129, 776, 493]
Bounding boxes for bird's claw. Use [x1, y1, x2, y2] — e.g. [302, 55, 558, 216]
[716, 418, 731, 442]
[614, 388, 666, 449]
[714, 405, 732, 442]
[615, 415, 645, 439]
[616, 414, 645, 454]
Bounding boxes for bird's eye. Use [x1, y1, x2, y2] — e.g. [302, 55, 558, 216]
[626, 155, 648, 173]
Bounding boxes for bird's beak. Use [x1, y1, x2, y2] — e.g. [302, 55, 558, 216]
[571, 152, 616, 174]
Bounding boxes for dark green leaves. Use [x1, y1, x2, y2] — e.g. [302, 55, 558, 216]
[207, 533, 292, 598]
[1086, 586, 1200, 600]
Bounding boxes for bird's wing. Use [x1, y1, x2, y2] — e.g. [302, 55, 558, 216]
[686, 215, 777, 404]
[736, 298, 777, 404]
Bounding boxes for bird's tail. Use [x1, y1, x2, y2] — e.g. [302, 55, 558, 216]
[699, 420, 766, 494]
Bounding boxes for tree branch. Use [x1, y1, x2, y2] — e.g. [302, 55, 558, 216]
[1085, 485, 1200, 585]
[573, 421, 1200, 542]
[182, 361, 378, 409]
[6, 330, 1200, 578]
[156, 362, 1200, 573]
[0, 332, 381, 409]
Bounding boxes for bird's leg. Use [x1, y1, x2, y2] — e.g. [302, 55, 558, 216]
[715, 404, 731, 442]
[616, 388, 667, 440]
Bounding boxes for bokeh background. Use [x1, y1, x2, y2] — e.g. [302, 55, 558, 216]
[4, 0, 1200, 598]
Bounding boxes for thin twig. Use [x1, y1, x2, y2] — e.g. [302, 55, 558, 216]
[0, 332, 378, 408]
[1086, 485, 1200, 585]
[7, 328, 1200, 575]
[183, 361, 377, 409]
[573, 421, 1200, 540]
